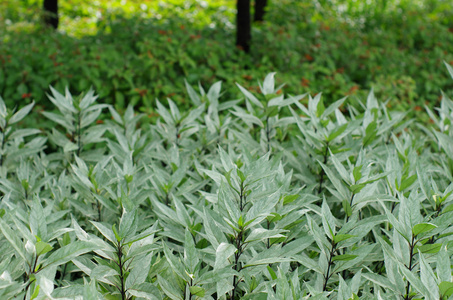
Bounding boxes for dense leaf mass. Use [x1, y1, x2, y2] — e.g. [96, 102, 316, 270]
[1, 0, 453, 122]
[0, 69, 453, 299]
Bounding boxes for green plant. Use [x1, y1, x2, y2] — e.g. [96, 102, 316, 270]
[1, 71, 453, 299]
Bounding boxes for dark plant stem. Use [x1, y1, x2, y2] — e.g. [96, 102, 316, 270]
[188, 278, 194, 300]
[58, 263, 68, 286]
[116, 243, 127, 300]
[322, 239, 336, 292]
[229, 182, 248, 299]
[165, 192, 170, 206]
[404, 236, 416, 300]
[97, 200, 102, 222]
[23, 254, 39, 300]
[0, 121, 8, 166]
[230, 230, 244, 300]
[318, 142, 329, 194]
[239, 182, 246, 211]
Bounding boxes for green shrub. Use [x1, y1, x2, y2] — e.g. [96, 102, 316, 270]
[1, 69, 453, 299]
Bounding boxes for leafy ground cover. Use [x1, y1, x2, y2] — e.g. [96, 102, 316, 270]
[1, 69, 453, 299]
[1, 0, 453, 123]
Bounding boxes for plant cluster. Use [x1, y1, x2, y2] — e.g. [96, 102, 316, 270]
[1, 69, 453, 299]
[1, 0, 453, 122]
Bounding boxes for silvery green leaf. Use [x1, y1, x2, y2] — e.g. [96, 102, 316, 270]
[363, 89, 378, 129]
[362, 272, 397, 292]
[81, 126, 106, 145]
[63, 141, 79, 153]
[350, 269, 362, 294]
[437, 246, 451, 282]
[48, 86, 77, 113]
[157, 275, 183, 300]
[90, 221, 117, 244]
[184, 79, 201, 106]
[156, 99, 174, 125]
[180, 103, 204, 127]
[0, 96, 6, 117]
[163, 243, 188, 281]
[294, 254, 323, 274]
[246, 189, 281, 225]
[214, 242, 236, 270]
[383, 205, 410, 242]
[261, 72, 276, 95]
[217, 278, 234, 298]
[398, 261, 431, 299]
[168, 98, 181, 122]
[321, 200, 336, 238]
[419, 251, 439, 299]
[207, 81, 222, 105]
[0, 218, 27, 261]
[218, 99, 241, 111]
[318, 160, 349, 201]
[108, 105, 123, 125]
[71, 161, 93, 190]
[81, 110, 102, 128]
[126, 253, 152, 289]
[433, 131, 453, 160]
[41, 241, 97, 269]
[333, 245, 373, 274]
[267, 94, 284, 107]
[128, 282, 162, 299]
[321, 97, 346, 120]
[338, 275, 352, 300]
[184, 230, 198, 274]
[202, 169, 223, 185]
[119, 208, 137, 239]
[236, 83, 263, 108]
[82, 280, 102, 300]
[445, 61, 453, 79]
[202, 209, 227, 248]
[8, 102, 34, 124]
[244, 228, 285, 244]
[307, 215, 330, 251]
[8, 128, 41, 141]
[79, 89, 98, 109]
[230, 109, 264, 127]
[218, 146, 235, 172]
[195, 267, 237, 285]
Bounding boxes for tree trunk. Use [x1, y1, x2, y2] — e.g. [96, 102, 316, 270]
[236, 0, 251, 53]
[254, 0, 268, 22]
[43, 0, 59, 29]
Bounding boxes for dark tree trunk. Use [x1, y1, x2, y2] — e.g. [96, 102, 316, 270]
[254, 0, 268, 22]
[43, 0, 59, 29]
[236, 0, 251, 53]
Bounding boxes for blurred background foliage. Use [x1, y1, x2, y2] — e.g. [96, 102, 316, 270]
[0, 0, 453, 123]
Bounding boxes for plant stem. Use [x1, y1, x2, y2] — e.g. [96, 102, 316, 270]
[117, 243, 126, 300]
[404, 236, 416, 300]
[322, 239, 336, 292]
[0, 121, 8, 166]
[230, 230, 244, 300]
